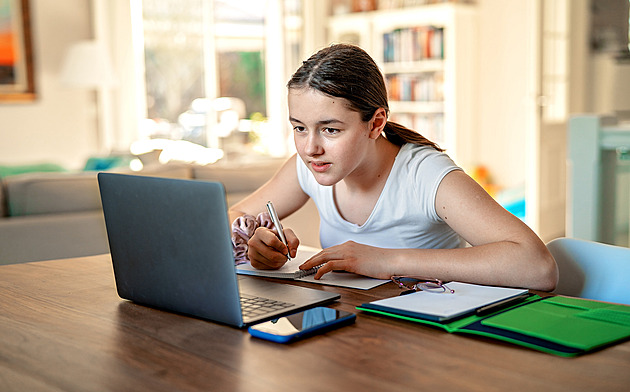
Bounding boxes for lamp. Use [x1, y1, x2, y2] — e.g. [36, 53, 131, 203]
[60, 40, 117, 153]
[59, 40, 117, 88]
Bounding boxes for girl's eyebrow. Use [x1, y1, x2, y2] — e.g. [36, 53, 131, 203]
[289, 117, 345, 126]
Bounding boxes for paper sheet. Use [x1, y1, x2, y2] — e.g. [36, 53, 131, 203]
[298, 272, 389, 290]
[368, 282, 528, 320]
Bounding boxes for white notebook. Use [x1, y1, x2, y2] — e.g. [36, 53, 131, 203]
[362, 282, 529, 321]
[236, 246, 321, 279]
[236, 246, 388, 290]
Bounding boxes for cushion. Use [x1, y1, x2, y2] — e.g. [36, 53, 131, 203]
[4, 163, 193, 217]
[5, 172, 102, 216]
[192, 159, 283, 194]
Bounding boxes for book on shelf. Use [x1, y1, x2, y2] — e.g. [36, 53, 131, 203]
[383, 26, 444, 63]
[386, 71, 444, 102]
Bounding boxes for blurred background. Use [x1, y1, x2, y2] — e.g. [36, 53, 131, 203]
[1, 0, 629, 244]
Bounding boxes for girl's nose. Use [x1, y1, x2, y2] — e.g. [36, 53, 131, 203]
[304, 132, 323, 156]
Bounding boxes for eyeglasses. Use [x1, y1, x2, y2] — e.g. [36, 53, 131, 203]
[390, 276, 455, 294]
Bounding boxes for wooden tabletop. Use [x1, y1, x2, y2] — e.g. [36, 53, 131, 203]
[1, 254, 629, 392]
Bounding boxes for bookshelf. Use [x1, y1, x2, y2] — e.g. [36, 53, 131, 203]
[327, 3, 477, 167]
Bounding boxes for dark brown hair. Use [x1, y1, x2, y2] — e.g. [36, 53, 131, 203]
[287, 43, 443, 151]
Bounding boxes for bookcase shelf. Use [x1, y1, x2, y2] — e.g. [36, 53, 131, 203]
[381, 59, 444, 74]
[390, 101, 444, 113]
[327, 3, 477, 167]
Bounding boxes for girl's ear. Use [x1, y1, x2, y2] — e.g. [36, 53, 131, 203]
[368, 108, 387, 139]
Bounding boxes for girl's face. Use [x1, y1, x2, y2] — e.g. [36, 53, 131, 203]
[288, 87, 376, 186]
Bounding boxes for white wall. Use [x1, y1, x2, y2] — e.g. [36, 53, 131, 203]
[476, 0, 532, 190]
[0, 0, 98, 170]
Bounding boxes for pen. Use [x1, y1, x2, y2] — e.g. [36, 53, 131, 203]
[266, 201, 292, 261]
[475, 293, 530, 316]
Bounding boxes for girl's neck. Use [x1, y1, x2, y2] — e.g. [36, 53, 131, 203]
[341, 136, 401, 194]
[332, 137, 401, 225]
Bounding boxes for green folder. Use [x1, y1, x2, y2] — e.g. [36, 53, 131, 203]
[357, 295, 630, 357]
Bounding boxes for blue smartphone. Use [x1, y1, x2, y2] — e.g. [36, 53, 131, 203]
[248, 307, 356, 343]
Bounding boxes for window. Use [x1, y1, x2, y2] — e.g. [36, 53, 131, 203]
[541, 0, 569, 123]
[138, 0, 303, 161]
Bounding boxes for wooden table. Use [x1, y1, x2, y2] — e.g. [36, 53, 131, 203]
[1, 255, 629, 392]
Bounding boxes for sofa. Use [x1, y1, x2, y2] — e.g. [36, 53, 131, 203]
[0, 159, 320, 265]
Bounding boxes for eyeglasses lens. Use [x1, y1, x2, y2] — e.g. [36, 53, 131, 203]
[392, 277, 454, 294]
[417, 281, 446, 292]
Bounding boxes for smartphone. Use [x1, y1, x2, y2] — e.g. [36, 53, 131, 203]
[248, 307, 356, 343]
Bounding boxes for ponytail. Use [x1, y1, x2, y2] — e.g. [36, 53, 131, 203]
[383, 121, 444, 151]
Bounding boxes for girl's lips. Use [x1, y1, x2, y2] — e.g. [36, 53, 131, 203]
[310, 161, 331, 173]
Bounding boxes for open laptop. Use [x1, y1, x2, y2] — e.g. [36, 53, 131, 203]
[97, 172, 339, 328]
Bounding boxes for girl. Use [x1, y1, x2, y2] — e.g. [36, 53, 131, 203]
[229, 44, 557, 291]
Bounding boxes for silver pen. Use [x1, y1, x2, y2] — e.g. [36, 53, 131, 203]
[266, 201, 292, 261]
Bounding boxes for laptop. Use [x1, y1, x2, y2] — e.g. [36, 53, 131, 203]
[97, 172, 339, 328]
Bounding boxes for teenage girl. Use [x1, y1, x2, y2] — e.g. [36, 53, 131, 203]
[228, 44, 557, 291]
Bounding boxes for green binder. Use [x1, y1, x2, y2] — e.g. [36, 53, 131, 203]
[357, 295, 630, 357]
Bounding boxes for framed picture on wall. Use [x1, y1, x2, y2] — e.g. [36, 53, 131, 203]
[0, 0, 35, 102]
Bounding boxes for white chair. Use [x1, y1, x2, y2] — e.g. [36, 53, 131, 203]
[547, 237, 630, 305]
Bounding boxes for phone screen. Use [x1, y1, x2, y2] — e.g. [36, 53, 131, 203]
[248, 307, 355, 342]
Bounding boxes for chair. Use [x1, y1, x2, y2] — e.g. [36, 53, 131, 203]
[547, 237, 630, 305]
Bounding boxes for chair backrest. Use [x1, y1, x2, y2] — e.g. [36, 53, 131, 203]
[547, 237, 630, 305]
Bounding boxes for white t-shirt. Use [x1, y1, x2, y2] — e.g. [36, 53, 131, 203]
[296, 143, 464, 250]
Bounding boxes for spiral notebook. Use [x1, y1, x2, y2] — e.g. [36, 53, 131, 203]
[236, 246, 388, 290]
[236, 246, 321, 279]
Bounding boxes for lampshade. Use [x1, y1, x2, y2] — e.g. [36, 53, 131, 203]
[59, 40, 117, 88]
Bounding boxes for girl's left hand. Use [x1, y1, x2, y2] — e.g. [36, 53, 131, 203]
[298, 241, 393, 280]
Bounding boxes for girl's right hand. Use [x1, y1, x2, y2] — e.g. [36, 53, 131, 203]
[247, 226, 300, 270]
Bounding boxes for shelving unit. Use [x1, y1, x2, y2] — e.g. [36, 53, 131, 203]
[327, 3, 477, 168]
[568, 115, 630, 247]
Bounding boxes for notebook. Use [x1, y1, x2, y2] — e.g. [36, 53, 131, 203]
[236, 247, 321, 279]
[360, 282, 529, 322]
[98, 172, 340, 328]
[358, 289, 630, 357]
[236, 246, 389, 290]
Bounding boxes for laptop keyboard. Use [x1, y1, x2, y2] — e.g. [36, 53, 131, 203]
[240, 293, 295, 320]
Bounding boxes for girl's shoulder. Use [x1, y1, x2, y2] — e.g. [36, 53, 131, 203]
[396, 143, 457, 170]
[392, 143, 461, 197]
